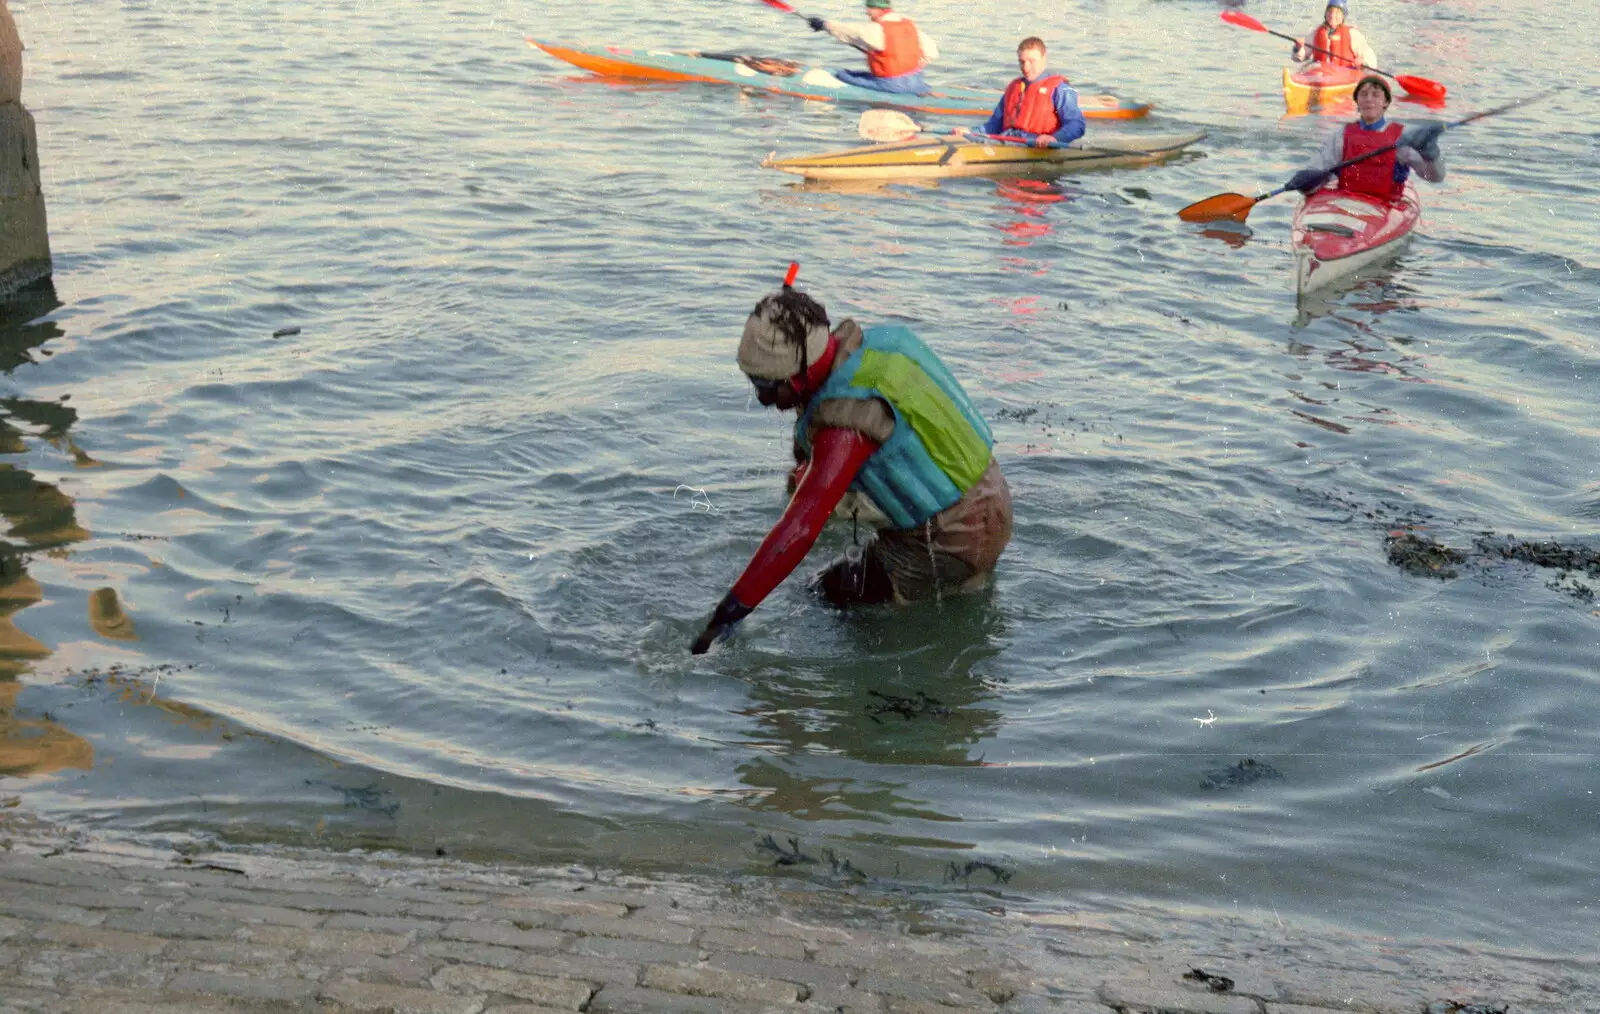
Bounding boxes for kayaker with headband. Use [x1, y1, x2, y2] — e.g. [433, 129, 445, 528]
[1291, 0, 1377, 70]
[807, 0, 939, 95]
[690, 267, 1012, 655]
[1286, 76, 1445, 201]
[954, 37, 1085, 149]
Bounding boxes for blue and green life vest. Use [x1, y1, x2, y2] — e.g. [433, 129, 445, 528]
[795, 324, 994, 530]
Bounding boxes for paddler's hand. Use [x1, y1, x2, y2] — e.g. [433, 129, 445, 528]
[1399, 121, 1445, 161]
[1286, 168, 1331, 193]
[1032, 133, 1055, 149]
[690, 592, 754, 655]
[807, 16, 827, 31]
[1291, 43, 1309, 62]
[949, 126, 970, 138]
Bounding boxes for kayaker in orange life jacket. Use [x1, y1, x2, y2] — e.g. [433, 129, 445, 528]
[807, 0, 939, 95]
[689, 272, 1013, 655]
[1285, 76, 1445, 202]
[1291, 0, 1378, 71]
[954, 37, 1085, 149]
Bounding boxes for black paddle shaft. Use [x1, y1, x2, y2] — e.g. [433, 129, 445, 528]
[1267, 92, 1552, 200]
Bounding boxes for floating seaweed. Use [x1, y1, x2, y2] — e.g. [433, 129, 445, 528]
[1199, 758, 1283, 792]
[866, 690, 952, 723]
[1386, 532, 1466, 579]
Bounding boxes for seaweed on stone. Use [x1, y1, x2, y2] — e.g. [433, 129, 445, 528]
[945, 859, 1014, 885]
[755, 833, 816, 866]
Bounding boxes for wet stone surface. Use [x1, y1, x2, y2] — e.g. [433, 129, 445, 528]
[0, 822, 1590, 1014]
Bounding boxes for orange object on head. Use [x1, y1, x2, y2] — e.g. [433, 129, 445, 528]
[783, 261, 800, 287]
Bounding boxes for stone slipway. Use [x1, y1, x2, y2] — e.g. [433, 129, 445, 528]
[0, 824, 1592, 1014]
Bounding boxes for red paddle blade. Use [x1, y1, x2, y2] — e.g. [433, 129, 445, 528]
[1177, 193, 1260, 224]
[1397, 75, 1447, 102]
[1219, 10, 1268, 32]
[761, 0, 799, 12]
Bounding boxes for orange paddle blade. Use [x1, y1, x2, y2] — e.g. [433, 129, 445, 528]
[1177, 193, 1261, 223]
[1397, 74, 1447, 102]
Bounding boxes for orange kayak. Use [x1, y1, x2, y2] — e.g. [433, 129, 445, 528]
[531, 40, 1154, 120]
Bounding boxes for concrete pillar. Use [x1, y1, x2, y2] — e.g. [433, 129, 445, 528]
[0, 0, 51, 296]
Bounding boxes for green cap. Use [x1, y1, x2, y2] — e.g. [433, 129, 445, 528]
[865, 0, 892, 8]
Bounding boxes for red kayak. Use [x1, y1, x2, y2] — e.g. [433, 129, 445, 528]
[1292, 183, 1420, 299]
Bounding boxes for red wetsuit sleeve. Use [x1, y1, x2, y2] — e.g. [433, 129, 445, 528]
[729, 427, 878, 610]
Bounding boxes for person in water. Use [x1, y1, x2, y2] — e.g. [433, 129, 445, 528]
[807, 0, 938, 95]
[1291, 0, 1377, 70]
[1286, 76, 1444, 201]
[955, 36, 1085, 149]
[690, 275, 1012, 655]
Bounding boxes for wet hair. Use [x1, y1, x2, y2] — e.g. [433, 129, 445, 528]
[749, 288, 829, 375]
[1354, 75, 1391, 104]
[1017, 37, 1047, 56]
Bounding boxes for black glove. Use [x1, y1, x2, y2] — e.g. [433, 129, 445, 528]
[1399, 121, 1445, 161]
[807, 16, 826, 31]
[690, 592, 754, 654]
[1285, 169, 1330, 193]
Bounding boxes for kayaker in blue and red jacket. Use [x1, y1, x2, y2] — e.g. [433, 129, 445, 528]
[956, 38, 1085, 149]
[1291, 0, 1378, 71]
[808, 0, 939, 96]
[689, 277, 1012, 654]
[1287, 76, 1445, 202]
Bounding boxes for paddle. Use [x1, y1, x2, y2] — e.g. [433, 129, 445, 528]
[758, 0, 818, 24]
[1176, 92, 1551, 224]
[1219, 11, 1447, 103]
[859, 110, 1062, 147]
[858, 109, 1193, 161]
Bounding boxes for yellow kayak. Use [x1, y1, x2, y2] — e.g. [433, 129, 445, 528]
[762, 132, 1206, 181]
[1283, 65, 1364, 115]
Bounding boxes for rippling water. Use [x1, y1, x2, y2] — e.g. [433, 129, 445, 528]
[4, 0, 1598, 956]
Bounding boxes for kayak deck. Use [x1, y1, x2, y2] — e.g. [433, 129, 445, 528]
[531, 40, 1152, 120]
[1293, 183, 1420, 297]
[1282, 64, 1363, 115]
[763, 132, 1206, 180]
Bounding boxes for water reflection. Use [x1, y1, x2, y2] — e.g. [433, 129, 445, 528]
[734, 598, 1007, 824]
[1292, 275, 1421, 328]
[1196, 223, 1253, 249]
[0, 282, 108, 776]
[0, 679, 92, 776]
[992, 177, 1073, 251]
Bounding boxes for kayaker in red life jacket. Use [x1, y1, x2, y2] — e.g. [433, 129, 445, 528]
[689, 279, 1013, 655]
[1291, 0, 1377, 71]
[953, 37, 1085, 149]
[807, 0, 939, 96]
[1286, 76, 1445, 202]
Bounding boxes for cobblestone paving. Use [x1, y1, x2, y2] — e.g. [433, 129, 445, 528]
[0, 831, 1592, 1014]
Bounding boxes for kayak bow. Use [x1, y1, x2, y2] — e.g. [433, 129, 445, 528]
[1293, 183, 1420, 298]
[1283, 64, 1364, 115]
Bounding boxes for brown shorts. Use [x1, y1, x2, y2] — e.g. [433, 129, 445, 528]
[813, 459, 1013, 606]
